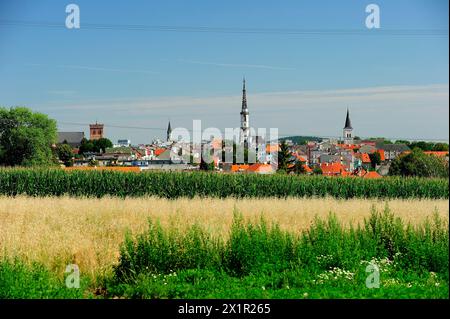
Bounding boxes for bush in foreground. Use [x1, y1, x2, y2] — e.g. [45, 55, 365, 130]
[110, 207, 449, 299]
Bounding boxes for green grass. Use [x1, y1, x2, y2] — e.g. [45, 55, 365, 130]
[106, 268, 448, 299]
[0, 259, 92, 299]
[1, 207, 448, 299]
[0, 168, 448, 199]
[109, 207, 449, 299]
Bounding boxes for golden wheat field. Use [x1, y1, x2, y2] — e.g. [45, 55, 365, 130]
[0, 196, 448, 281]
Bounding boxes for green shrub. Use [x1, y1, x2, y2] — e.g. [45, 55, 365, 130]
[109, 209, 449, 299]
[114, 209, 449, 283]
[114, 220, 223, 282]
[223, 213, 296, 276]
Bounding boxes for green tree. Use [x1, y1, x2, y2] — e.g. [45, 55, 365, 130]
[433, 143, 449, 152]
[78, 138, 113, 155]
[199, 157, 215, 171]
[88, 158, 98, 167]
[395, 140, 411, 145]
[409, 141, 434, 151]
[389, 148, 448, 178]
[93, 138, 113, 153]
[79, 139, 94, 155]
[200, 145, 215, 171]
[0, 107, 57, 166]
[276, 141, 294, 173]
[290, 161, 307, 174]
[56, 143, 74, 167]
[369, 152, 381, 169]
[312, 166, 323, 175]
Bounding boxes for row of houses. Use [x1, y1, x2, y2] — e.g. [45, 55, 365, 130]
[57, 129, 448, 176]
[288, 139, 448, 178]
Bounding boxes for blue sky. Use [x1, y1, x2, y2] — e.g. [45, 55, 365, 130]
[0, 0, 448, 143]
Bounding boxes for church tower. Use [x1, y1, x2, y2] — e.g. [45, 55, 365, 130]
[89, 121, 104, 140]
[343, 108, 353, 145]
[240, 78, 250, 144]
[167, 120, 172, 142]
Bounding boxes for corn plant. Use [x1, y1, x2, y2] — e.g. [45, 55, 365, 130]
[0, 168, 448, 199]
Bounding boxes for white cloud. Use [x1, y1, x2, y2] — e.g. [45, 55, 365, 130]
[49, 83, 449, 143]
[47, 83, 448, 112]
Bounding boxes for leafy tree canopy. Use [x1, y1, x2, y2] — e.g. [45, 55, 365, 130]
[289, 161, 307, 175]
[0, 107, 57, 166]
[369, 152, 381, 169]
[312, 166, 323, 175]
[279, 136, 322, 145]
[277, 141, 295, 173]
[94, 138, 113, 153]
[78, 137, 113, 154]
[394, 140, 448, 152]
[56, 143, 74, 167]
[389, 148, 448, 178]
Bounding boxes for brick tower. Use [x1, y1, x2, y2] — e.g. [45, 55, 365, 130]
[89, 122, 104, 140]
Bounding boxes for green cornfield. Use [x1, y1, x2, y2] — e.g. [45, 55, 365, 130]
[0, 168, 447, 199]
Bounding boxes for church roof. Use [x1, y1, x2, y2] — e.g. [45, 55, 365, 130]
[378, 144, 410, 152]
[363, 171, 382, 179]
[57, 132, 84, 146]
[344, 109, 352, 129]
[241, 78, 248, 113]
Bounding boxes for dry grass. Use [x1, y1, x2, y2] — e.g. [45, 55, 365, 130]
[0, 196, 447, 281]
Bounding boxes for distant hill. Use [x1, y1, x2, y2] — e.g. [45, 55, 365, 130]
[279, 136, 323, 145]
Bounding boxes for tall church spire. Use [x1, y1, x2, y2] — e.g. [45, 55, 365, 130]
[344, 108, 352, 129]
[167, 120, 172, 142]
[343, 108, 354, 145]
[240, 77, 250, 144]
[241, 77, 247, 111]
